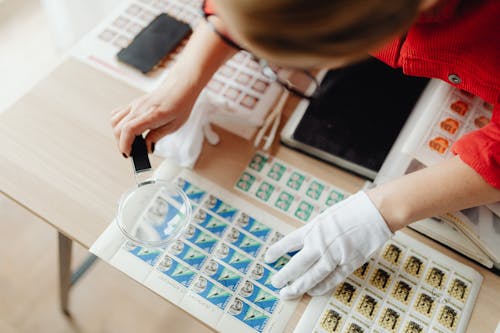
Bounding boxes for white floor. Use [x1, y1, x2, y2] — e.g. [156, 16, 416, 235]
[0, 0, 61, 112]
[0, 0, 121, 112]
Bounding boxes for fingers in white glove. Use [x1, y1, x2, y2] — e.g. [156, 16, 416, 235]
[203, 123, 219, 145]
[264, 190, 391, 300]
[306, 264, 355, 296]
[270, 247, 320, 288]
[264, 227, 309, 264]
[279, 255, 338, 300]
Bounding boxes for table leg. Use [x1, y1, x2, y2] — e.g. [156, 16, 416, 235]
[57, 231, 98, 315]
[58, 232, 72, 315]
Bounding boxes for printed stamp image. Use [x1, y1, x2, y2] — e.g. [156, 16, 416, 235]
[248, 153, 268, 172]
[356, 293, 380, 320]
[437, 305, 459, 332]
[192, 276, 232, 310]
[193, 209, 228, 237]
[169, 240, 207, 270]
[235, 213, 271, 241]
[325, 190, 345, 207]
[353, 262, 371, 280]
[225, 227, 263, 258]
[176, 178, 207, 204]
[294, 201, 314, 222]
[202, 259, 242, 292]
[319, 309, 344, 333]
[404, 255, 425, 279]
[228, 298, 270, 333]
[378, 307, 402, 332]
[157, 255, 196, 288]
[286, 171, 305, 191]
[343, 322, 366, 333]
[306, 180, 325, 200]
[383, 244, 403, 266]
[238, 280, 279, 314]
[413, 291, 436, 317]
[214, 243, 252, 274]
[256, 181, 275, 202]
[402, 320, 425, 333]
[333, 281, 358, 307]
[370, 267, 392, 292]
[447, 277, 469, 303]
[391, 280, 414, 305]
[425, 266, 447, 290]
[203, 195, 238, 222]
[274, 191, 294, 212]
[267, 162, 286, 181]
[236, 172, 256, 192]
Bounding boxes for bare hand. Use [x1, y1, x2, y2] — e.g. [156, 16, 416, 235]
[110, 82, 197, 156]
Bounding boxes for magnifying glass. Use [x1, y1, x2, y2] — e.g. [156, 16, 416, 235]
[116, 136, 191, 248]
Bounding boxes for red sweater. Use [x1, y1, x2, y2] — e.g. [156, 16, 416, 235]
[206, 0, 500, 188]
[374, 0, 500, 188]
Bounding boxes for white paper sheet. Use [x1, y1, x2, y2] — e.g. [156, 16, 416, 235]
[91, 169, 300, 333]
[70, 0, 284, 139]
[294, 232, 482, 333]
[234, 151, 351, 224]
[400, 80, 493, 167]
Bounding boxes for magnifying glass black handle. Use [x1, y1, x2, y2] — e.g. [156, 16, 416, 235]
[130, 135, 152, 173]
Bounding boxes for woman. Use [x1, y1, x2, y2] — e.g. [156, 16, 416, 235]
[110, 0, 500, 299]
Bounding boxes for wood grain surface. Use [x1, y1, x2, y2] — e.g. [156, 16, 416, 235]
[1, 58, 498, 333]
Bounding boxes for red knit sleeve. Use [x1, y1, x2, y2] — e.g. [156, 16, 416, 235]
[452, 105, 500, 188]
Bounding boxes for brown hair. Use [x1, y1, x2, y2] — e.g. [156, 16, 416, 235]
[218, 0, 421, 63]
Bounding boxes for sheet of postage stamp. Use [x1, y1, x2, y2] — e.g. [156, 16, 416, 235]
[90, 170, 299, 333]
[294, 232, 483, 333]
[409, 83, 493, 167]
[234, 151, 351, 223]
[70, 0, 283, 140]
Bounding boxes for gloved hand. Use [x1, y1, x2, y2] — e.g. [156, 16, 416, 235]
[264, 191, 393, 300]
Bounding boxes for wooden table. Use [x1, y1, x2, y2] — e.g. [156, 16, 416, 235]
[1, 58, 498, 332]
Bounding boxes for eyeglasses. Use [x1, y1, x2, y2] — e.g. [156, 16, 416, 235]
[200, 0, 320, 100]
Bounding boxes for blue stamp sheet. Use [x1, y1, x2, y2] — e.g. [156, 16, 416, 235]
[176, 178, 207, 204]
[192, 276, 232, 310]
[228, 298, 270, 333]
[203, 195, 238, 222]
[193, 209, 228, 237]
[157, 255, 196, 288]
[169, 240, 207, 270]
[183, 225, 218, 253]
[225, 227, 262, 258]
[239, 280, 279, 314]
[127, 244, 162, 266]
[249, 263, 279, 293]
[214, 243, 253, 274]
[202, 259, 242, 292]
[267, 255, 291, 272]
[235, 213, 271, 242]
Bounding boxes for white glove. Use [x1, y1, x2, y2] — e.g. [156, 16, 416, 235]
[153, 93, 219, 168]
[264, 191, 393, 300]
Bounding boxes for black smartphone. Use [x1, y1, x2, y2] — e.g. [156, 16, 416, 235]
[117, 13, 192, 73]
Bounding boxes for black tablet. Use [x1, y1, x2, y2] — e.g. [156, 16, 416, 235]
[281, 58, 429, 179]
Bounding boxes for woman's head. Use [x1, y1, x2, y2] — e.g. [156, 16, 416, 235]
[215, 0, 429, 68]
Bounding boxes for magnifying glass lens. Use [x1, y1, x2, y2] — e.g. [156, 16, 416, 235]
[116, 180, 191, 248]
